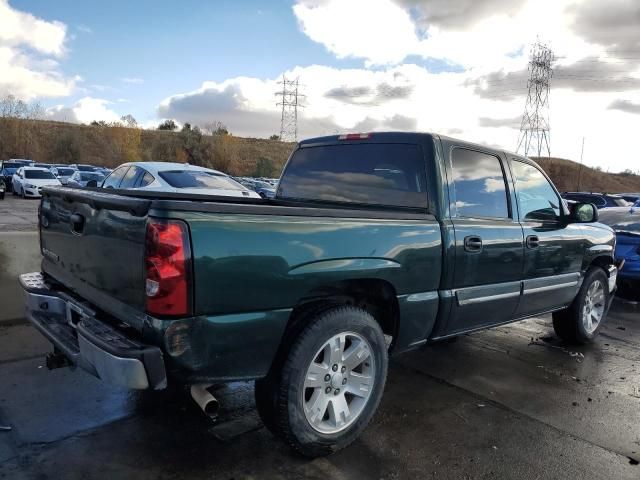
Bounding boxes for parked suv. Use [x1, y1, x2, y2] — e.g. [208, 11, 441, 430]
[22, 132, 617, 457]
[562, 192, 630, 209]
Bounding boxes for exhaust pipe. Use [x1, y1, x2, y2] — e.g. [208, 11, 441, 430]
[190, 384, 220, 418]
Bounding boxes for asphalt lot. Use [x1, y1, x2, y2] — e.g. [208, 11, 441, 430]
[0, 194, 39, 232]
[0, 300, 639, 479]
[0, 193, 639, 478]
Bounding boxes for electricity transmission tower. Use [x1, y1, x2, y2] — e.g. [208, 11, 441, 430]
[276, 76, 304, 142]
[516, 40, 554, 157]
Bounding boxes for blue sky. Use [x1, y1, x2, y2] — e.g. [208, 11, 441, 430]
[12, 0, 365, 124]
[2, 0, 640, 171]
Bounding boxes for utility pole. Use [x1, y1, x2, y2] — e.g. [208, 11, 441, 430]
[276, 76, 304, 142]
[517, 40, 554, 157]
[577, 137, 585, 191]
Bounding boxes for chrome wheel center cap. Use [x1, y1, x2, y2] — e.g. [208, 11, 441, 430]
[330, 372, 345, 389]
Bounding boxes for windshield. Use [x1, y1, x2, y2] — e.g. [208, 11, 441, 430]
[80, 173, 104, 181]
[598, 209, 640, 233]
[56, 168, 75, 176]
[158, 170, 245, 190]
[77, 165, 97, 171]
[24, 170, 56, 179]
[611, 197, 631, 207]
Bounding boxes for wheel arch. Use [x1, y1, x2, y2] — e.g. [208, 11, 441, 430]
[265, 278, 400, 376]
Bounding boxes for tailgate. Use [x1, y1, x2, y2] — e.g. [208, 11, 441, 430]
[39, 187, 152, 323]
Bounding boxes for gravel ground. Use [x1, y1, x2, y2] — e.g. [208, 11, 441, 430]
[0, 194, 39, 231]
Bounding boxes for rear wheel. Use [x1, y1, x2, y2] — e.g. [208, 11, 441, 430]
[255, 306, 388, 457]
[553, 267, 610, 343]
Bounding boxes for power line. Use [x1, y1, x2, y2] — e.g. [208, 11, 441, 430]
[275, 76, 305, 142]
[517, 40, 554, 157]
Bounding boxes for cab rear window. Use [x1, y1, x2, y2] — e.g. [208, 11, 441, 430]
[278, 143, 427, 208]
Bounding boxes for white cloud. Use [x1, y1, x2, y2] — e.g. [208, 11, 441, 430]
[292, 0, 598, 70]
[77, 24, 93, 34]
[293, 0, 420, 65]
[121, 77, 144, 84]
[0, 0, 76, 99]
[46, 97, 122, 124]
[0, 0, 66, 56]
[156, 57, 640, 172]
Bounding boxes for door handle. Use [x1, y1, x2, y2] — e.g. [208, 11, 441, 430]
[526, 235, 539, 249]
[70, 213, 85, 235]
[464, 235, 483, 252]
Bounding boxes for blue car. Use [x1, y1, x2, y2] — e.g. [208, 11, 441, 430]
[599, 206, 640, 290]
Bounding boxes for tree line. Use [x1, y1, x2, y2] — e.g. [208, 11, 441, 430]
[0, 95, 290, 177]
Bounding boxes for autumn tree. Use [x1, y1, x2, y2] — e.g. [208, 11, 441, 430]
[203, 121, 229, 136]
[157, 119, 177, 131]
[253, 157, 276, 177]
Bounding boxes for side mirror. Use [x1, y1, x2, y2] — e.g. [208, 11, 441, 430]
[86, 180, 98, 188]
[570, 202, 598, 223]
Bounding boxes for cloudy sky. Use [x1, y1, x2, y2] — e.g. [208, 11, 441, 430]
[1, 0, 639, 171]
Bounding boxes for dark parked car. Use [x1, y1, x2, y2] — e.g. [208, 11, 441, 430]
[22, 132, 618, 457]
[562, 192, 630, 209]
[0, 160, 21, 192]
[0, 177, 5, 199]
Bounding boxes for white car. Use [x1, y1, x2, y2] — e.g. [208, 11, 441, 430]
[12, 167, 61, 198]
[101, 162, 260, 198]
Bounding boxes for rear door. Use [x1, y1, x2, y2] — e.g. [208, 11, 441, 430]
[40, 189, 151, 327]
[438, 144, 524, 335]
[510, 159, 583, 316]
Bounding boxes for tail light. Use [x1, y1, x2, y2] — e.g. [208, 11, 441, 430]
[338, 133, 370, 140]
[145, 219, 192, 317]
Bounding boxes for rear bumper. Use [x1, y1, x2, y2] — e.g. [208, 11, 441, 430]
[20, 272, 167, 390]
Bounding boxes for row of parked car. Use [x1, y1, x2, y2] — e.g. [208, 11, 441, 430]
[0, 159, 113, 198]
[0, 159, 278, 200]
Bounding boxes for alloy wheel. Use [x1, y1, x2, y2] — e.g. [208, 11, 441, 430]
[582, 279, 605, 334]
[302, 332, 375, 434]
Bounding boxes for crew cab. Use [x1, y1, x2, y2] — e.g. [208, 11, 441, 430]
[21, 132, 617, 457]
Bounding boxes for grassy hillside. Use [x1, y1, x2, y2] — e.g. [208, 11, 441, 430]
[0, 118, 295, 177]
[532, 157, 640, 194]
[1, 118, 638, 191]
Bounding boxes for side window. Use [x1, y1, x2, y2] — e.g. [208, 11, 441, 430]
[103, 166, 129, 189]
[138, 171, 155, 187]
[511, 161, 561, 222]
[451, 148, 509, 218]
[120, 166, 143, 189]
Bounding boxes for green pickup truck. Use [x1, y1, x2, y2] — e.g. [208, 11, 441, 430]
[21, 132, 618, 457]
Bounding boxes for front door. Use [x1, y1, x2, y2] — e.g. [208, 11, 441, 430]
[441, 146, 524, 335]
[509, 159, 583, 316]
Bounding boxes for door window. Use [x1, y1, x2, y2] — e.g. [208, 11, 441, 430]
[119, 166, 142, 189]
[102, 166, 129, 188]
[451, 148, 509, 218]
[512, 161, 561, 222]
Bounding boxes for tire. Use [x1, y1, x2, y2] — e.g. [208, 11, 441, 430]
[21, 187, 26, 199]
[552, 267, 610, 343]
[260, 306, 388, 457]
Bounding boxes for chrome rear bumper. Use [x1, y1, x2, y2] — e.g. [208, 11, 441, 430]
[20, 272, 167, 390]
